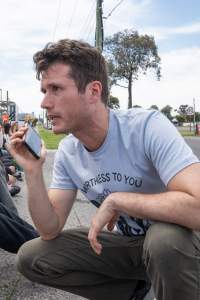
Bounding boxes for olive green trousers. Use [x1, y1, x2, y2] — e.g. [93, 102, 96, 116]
[16, 222, 200, 300]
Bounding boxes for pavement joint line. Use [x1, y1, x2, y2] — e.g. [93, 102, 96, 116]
[76, 198, 89, 203]
[73, 207, 83, 226]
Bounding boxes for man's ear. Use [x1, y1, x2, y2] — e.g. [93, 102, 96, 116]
[87, 81, 102, 102]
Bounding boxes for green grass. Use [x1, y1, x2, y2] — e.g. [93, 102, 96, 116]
[37, 125, 197, 150]
[179, 130, 195, 137]
[38, 126, 66, 149]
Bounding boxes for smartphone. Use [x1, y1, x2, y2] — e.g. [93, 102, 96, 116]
[23, 126, 42, 159]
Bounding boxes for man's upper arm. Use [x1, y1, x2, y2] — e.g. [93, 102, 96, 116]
[144, 112, 199, 186]
[48, 188, 77, 231]
[167, 162, 200, 197]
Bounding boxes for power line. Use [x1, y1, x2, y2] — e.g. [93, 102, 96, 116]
[66, 0, 79, 36]
[85, 15, 96, 44]
[103, 0, 125, 20]
[82, 9, 96, 42]
[79, 0, 96, 38]
[52, 0, 62, 41]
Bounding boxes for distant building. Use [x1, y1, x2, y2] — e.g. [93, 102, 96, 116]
[0, 100, 18, 122]
[18, 112, 35, 121]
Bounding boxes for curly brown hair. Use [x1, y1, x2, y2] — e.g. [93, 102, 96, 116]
[33, 39, 109, 105]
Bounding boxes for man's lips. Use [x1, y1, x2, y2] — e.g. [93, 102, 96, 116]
[47, 115, 60, 121]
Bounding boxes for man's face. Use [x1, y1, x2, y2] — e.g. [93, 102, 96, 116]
[40, 62, 91, 134]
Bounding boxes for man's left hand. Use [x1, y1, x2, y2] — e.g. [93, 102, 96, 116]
[88, 196, 119, 255]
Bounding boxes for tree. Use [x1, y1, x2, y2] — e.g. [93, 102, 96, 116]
[195, 112, 200, 122]
[175, 114, 186, 125]
[108, 95, 120, 109]
[161, 105, 173, 120]
[104, 29, 161, 109]
[132, 105, 142, 108]
[149, 104, 159, 110]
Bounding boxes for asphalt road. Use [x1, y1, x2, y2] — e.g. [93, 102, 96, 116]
[185, 136, 200, 158]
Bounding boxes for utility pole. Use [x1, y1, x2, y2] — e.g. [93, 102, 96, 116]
[0, 89, 2, 118]
[95, 0, 104, 52]
[6, 91, 9, 113]
[193, 98, 196, 124]
[193, 98, 196, 133]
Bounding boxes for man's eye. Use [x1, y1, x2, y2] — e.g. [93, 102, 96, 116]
[52, 86, 59, 92]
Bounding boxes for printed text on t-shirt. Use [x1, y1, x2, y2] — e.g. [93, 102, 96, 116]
[80, 172, 142, 193]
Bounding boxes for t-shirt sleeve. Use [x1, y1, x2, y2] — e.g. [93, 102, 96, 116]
[50, 148, 77, 190]
[144, 111, 199, 185]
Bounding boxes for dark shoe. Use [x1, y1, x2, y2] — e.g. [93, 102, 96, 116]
[9, 185, 21, 196]
[131, 281, 151, 300]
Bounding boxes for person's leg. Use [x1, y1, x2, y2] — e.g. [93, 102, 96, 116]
[0, 161, 38, 253]
[0, 202, 39, 253]
[17, 228, 148, 300]
[0, 161, 18, 214]
[0, 157, 14, 167]
[143, 222, 200, 300]
[0, 149, 12, 158]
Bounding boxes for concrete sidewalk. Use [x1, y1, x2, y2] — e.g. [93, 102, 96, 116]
[0, 151, 154, 300]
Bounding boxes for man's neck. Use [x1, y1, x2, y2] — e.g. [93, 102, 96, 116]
[75, 107, 109, 152]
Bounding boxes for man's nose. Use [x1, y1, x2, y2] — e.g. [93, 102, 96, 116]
[40, 94, 53, 109]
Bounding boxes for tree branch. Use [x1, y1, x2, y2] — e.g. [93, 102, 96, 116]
[115, 83, 128, 88]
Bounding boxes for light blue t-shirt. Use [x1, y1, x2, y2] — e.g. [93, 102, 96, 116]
[51, 109, 199, 236]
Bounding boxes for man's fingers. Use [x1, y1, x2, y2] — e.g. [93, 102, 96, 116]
[88, 227, 102, 255]
[88, 205, 118, 255]
[10, 127, 27, 141]
[10, 137, 24, 146]
[107, 221, 115, 231]
[40, 140, 47, 158]
[5, 138, 23, 155]
[91, 239, 102, 255]
[107, 212, 119, 231]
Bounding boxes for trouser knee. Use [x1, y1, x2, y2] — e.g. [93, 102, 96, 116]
[143, 222, 196, 278]
[16, 231, 86, 283]
[16, 238, 41, 280]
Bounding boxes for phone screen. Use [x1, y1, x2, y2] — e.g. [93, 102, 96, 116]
[24, 126, 42, 159]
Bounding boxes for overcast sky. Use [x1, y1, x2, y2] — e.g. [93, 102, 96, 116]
[0, 0, 200, 116]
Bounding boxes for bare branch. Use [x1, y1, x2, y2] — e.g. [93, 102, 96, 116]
[115, 83, 128, 88]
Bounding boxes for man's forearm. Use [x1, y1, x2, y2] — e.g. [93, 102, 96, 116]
[109, 191, 200, 230]
[25, 169, 60, 238]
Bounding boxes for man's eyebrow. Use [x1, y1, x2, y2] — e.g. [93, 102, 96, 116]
[41, 82, 60, 93]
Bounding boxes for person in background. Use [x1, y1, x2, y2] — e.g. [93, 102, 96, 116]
[7, 39, 200, 300]
[3, 122, 11, 144]
[0, 125, 4, 156]
[0, 123, 22, 196]
[0, 160, 38, 253]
